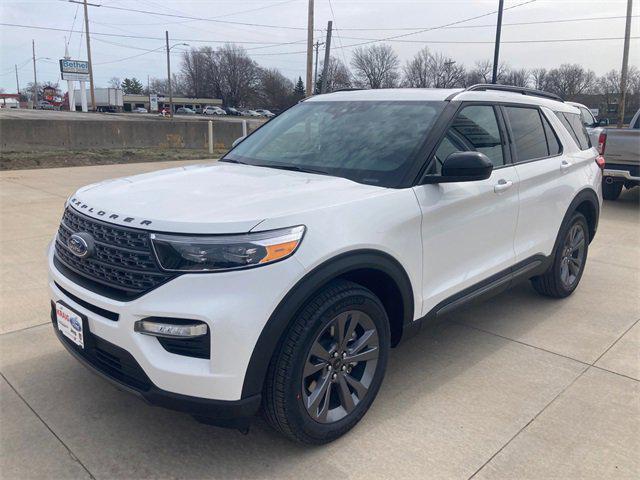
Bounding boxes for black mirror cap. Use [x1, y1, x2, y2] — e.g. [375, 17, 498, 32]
[422, 151, 493, 184]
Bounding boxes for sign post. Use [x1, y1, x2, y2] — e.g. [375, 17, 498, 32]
[60, 59, 90, 112]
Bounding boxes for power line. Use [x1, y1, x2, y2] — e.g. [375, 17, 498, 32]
[94, 46, 165, 66]
[61, 0, 322, 31]
[0, 22, 307, 46]
[332, 14, 638, 31]
[328, 0, 349, 67]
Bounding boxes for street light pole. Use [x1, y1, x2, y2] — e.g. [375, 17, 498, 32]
[166, 30, 173, 118]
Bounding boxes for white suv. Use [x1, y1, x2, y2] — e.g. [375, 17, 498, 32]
[49, 85, 603, 444]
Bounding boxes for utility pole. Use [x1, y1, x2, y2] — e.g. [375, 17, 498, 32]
[306, 0, 314, 97]
[15, 64, 20, 95]
[83, 0, 96, 111]
[166, 30, 173, 118]
[320, 21, 333, 94]
[618, 0, 633, 127]
[491, 0, 504, 84]
[313, 40, 321, 93]
[32, 40, 37, 108]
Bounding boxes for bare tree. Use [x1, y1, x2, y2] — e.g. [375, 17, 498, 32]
[503, 68, 530, 88]
[429, 53, 466, 88]
[316, 56, 352, 93]
[530, 68, 548, 90]
[257, 68, 294, 110]
[351, 44, 400, 89]
[108, 77, 122, 89]
[216, 44, 260, 106]
[181, 47, 219, 98]
[402, 47, 432, 88]
[544, 64, 597, 99]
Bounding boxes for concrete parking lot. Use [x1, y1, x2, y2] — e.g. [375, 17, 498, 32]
[0, 161, 638, 479]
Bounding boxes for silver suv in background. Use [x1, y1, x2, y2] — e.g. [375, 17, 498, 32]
[601, 109, 640, 200]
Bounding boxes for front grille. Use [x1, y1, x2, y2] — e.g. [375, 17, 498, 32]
[54, 207, 174, 299]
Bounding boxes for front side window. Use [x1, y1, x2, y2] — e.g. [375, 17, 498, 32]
[225, 100, 446, 187]
[432, 105, 505, 174]
[504, 106, 550, 162]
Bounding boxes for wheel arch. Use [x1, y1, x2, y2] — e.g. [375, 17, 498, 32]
[241, 249, 415, 398]
[553, 188, 600, 256]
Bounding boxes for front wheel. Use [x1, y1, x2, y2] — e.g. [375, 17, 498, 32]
[531, 212, 589, 298]
[263, 280, 390, 444]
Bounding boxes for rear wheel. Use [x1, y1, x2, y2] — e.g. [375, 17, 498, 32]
[531, 212, 589, 298]
[263, 280, 390, 444]
[602, 181, 623, 201]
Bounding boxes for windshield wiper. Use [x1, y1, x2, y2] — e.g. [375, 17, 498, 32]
[254, 163, 330, 176]
[220, 158, 248, 165]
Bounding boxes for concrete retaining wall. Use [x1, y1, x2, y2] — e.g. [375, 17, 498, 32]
[0, 119, 255, 152]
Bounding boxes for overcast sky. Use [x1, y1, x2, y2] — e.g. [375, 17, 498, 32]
[0, 0, 638, 92]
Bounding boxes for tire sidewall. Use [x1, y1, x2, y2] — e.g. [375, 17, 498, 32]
[284, 288, 390, 442]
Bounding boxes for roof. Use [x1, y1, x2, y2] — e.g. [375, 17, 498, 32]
[307, 88, 463, 102]
[309, 87, 577, 113]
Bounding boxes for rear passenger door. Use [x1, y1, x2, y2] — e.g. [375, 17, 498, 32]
[413, 104, 519, 315]
[504, 105, 571, 262]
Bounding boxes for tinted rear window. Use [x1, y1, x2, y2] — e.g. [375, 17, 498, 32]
[556, 112, 591, 150]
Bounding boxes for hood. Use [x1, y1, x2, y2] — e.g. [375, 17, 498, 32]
[70, 162, 386, 234]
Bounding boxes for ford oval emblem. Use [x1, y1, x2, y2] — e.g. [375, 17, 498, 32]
[67, 232, 94, 258]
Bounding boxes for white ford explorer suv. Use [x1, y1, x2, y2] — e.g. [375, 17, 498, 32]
[49, 84, 603, 444]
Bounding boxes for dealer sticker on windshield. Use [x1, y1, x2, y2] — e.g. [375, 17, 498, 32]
[56, 302, 84, 349]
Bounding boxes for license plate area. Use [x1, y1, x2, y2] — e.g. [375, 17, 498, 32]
[55, 301, 86, 349]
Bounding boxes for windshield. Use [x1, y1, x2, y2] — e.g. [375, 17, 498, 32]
[223, 100, 445, 187]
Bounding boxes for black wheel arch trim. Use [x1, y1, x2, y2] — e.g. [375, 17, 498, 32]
[556, 187, 599, 249]
[241, 249, 414, 398]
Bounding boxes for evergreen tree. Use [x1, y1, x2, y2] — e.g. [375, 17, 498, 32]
[121, 77, 144, 94]
[293, 76, 305, 99]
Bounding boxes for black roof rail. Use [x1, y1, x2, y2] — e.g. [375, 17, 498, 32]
[464, 84, 564, 102]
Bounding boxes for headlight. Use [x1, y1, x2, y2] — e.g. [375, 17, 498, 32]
[150, 226, 305, 272]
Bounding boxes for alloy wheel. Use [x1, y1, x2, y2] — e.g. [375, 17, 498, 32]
[302, 310, 379, 423]
[560, 223, 586, 288]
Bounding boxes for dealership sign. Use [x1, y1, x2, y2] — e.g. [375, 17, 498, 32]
[60, 59, 90, 81]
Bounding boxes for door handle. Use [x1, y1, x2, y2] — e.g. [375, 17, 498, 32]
[494, 179, 513, 193]
[560, 160, 571, 171]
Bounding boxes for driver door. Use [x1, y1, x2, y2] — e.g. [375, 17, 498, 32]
[412, 104, 520, 316]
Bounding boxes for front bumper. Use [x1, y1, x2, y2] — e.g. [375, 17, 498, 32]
[47, 240, 306, 403]
[50, 304, 261, 425]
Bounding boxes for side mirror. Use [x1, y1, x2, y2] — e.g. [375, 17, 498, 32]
[232, 136, 246, 148]
[423, 151, 493, 184]
[598, 118, 609, 127]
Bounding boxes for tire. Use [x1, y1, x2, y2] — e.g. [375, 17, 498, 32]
[531, 212, 589, 298]
[602, 181, 623, 201]
[263, 279, 390, 444]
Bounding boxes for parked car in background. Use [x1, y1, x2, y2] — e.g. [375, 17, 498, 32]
[225, 107, 242, 116]
[37, 100, 55, 110]
[175, 107, 196, 115]
[203, 106, 226, 116]
[133, 107, 148, 114]
[242, 109, 261, 117]
[48, 85, 602, 445]
[598, 109, 640, 200]
[255, 109, 275, 118]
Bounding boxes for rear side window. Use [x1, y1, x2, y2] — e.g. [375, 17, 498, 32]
[578, 107, 596, 127]
[556, 112, 591, 150]
[504, 106, 550, 162]
[542, 114, 562, 155]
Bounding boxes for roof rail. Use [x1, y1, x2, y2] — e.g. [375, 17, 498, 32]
[464, 84, 564, 102]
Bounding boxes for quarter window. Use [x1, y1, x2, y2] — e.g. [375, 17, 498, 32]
[556, 112, 591, 150]
[504, 106, 550, 162]
[433, 105, 505, 173]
